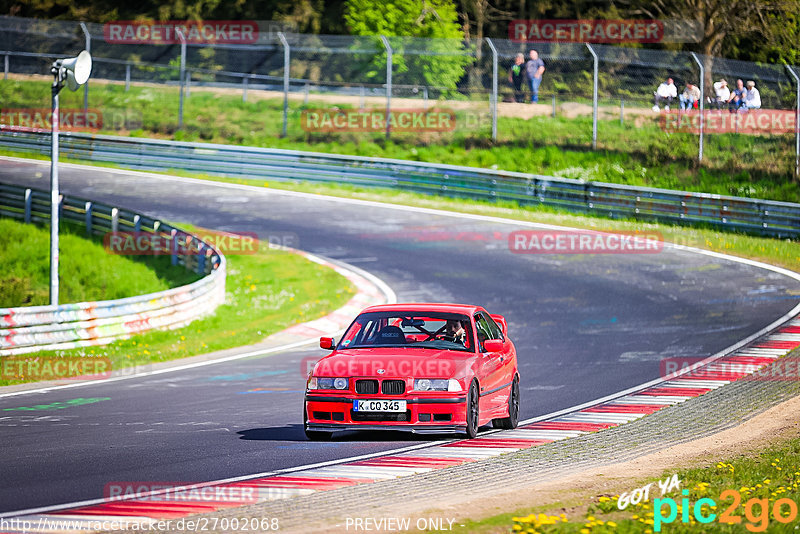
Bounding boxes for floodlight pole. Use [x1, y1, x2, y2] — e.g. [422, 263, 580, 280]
[486, 38, 498, 141]
[380, 36, 392, 139]
[176, 28, 187, 129]
[79, 22, 90, 113]
[586, 43, 598, 150]
[278, 32, 290, 138]
[787, 65, 800, 178]
[49, 64, 62, 306]
[690, 52, 704, 162]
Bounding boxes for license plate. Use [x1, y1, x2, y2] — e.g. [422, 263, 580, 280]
[353, 399, 407, 412]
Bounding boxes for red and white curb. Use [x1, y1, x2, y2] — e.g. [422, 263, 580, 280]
[4, 316, 799, 533]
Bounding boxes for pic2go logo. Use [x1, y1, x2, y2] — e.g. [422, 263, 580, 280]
[654, 489, 799, 532]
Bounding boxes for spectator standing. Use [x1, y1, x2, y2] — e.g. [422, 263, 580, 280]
[508, 53, 526, 103]
[728, 79, 747, 112]
[745, 80, 761, 110]
[679, 83, 701, 110]
[711, 79, 730, 109]
[653, 78, 677, 111]
[525, 49, 545, 103]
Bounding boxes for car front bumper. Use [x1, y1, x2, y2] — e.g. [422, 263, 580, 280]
[304, 394, 468, 430]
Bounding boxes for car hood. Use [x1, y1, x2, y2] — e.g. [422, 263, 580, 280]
[314, 347, 477, 379]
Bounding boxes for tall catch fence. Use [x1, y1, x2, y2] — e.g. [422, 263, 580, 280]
[0, 15, 798, 177]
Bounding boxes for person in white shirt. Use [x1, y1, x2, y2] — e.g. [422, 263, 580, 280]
[653, 78, 677, 111]
[711, 79, 730, 109]
[745, 80, 761, 110]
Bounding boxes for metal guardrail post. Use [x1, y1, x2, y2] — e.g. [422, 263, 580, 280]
[278, 32, 290, 138]
[125, 63, 131, 91]
[380, 35, 392, 140]
[24, 189, 31, 222]
[111, 207, 119, 233]
[85, 201, 92, 235]
[176, 28, 187, 129]
[133, 214, 141, 232]
[423, 86, 428, 110]
[552, 94, 556, 118]
[3, 54, 8, 80]
[486, 38, 498, 141]
[787, 65, 800, 178]
[79, 22, 90, 113]
[620, 99, 624, 125]
[690, 52, 705, 162]
[359, 85, 366, 109]
[586, 43, 598, 150]
[242, 75, 248, 102]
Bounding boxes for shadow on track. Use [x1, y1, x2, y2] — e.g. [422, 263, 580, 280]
[237, 426, 453, 442]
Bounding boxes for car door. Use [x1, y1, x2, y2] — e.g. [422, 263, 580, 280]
[475, 313, 507, 413]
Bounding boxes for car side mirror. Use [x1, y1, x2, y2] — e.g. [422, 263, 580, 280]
[320, 337, 335, 350]
[490, 314, 508, 336]
[483, 339, 503, 353]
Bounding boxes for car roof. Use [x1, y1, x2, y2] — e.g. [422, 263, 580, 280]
[360, 303, 484, 315]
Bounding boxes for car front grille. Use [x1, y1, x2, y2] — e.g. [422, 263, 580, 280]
[381, 379, 405, 395]
[355, 379, 379, 394]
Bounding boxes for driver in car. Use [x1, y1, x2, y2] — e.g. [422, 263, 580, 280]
[440, 319, 467, 345]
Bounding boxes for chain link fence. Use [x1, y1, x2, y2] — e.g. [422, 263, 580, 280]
[1, 15, 799, 177]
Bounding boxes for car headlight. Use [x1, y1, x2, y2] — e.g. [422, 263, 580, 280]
[307, 377, 349, 390]
[414, 378, 461, 392]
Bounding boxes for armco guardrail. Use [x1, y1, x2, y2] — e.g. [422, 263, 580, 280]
[0, 182, 226, 356]
[1, 130, 800, 238]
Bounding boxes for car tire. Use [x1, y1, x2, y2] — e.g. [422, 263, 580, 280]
[465, 380, 480, 439]
[303, 403, 332, 441]
[492, 375, 520, 430]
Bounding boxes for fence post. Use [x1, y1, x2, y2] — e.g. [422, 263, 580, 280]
[586, 43, 598, 150]
[24, 189, 31, 222]
[278, 32, 290, 138]
[380, 35, 393, 139]
[4, 54, 8, 80]
[125, 62, 131, 91]
[84, 201, 92, 235]
[423, 86, 428, 109]
[690, 52, 705, 162]
[79, 22, 90, 113]
[486, 38, 498, 142]
[242, 75, 248, 102]
[176, 28, 187, 129]
[552, 94, 556, 118]
[360, 85, 366, 109]
[620, 98, 624, 125]
[787, 65, 800, 178]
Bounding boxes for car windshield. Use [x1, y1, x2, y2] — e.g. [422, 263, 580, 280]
[338, 311, 474, 352]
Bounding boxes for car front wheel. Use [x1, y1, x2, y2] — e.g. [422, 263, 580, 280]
[465, 380, 480, 438]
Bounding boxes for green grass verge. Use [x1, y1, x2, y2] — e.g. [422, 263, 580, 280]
[499, 434, 800, 533]
[0, 218, 199, 306]
[2, 78, 799, 202]
[0, 223, 356, 386]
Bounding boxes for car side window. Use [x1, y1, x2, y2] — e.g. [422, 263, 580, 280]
[481, 312, 504, 341]
[474, 314, 494, 352]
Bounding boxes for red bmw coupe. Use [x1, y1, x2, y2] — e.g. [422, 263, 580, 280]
[303, 303, 519, 439]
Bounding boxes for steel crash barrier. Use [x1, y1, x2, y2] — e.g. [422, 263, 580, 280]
[1, 130, 800, 238]
[0, 182, 226, 356]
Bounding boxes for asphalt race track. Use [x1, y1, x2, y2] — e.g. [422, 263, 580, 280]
[2, 158, 800, 513]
